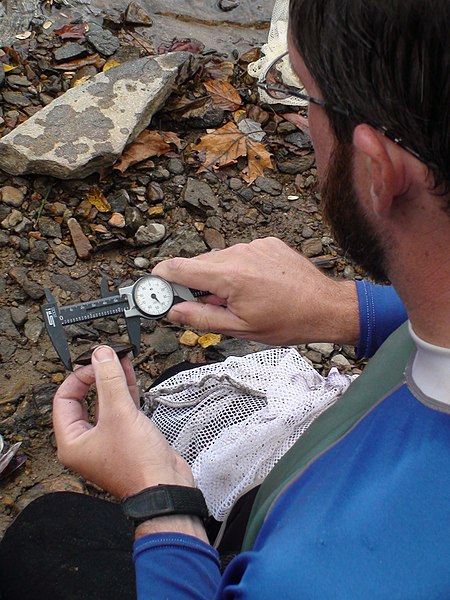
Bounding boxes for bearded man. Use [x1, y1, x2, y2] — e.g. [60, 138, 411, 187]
[1, 0, 449, 598]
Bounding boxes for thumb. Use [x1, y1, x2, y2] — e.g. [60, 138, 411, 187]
[91, 346, 135, 414]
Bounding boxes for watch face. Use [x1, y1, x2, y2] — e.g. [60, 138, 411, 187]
[132, 276, 174, 318]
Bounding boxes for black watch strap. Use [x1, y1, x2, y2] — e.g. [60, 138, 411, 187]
[121, 484, 209, 525]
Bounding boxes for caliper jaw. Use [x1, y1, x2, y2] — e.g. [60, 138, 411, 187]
[41, 289, 73, 371]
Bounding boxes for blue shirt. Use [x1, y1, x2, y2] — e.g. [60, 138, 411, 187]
[134, 283, 450, 599]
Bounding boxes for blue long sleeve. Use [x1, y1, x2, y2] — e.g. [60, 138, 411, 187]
[134, 533, 221, 599]
[355, 281, 407, 359]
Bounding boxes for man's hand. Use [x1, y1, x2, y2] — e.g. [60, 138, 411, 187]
[152, 237, 359, 346]
[53, 346, 194, 499]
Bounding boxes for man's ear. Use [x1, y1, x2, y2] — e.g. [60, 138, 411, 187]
[353, 124, 404, 218]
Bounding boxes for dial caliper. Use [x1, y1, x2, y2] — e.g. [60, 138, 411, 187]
[41, 275, 208, 370]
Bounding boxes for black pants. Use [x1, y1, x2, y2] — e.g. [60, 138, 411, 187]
[0, 492, 136, 600]
[0, 363, 259, 599]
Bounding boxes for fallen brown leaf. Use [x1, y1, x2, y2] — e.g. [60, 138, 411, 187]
[283, 112, 309, 132]
[114, 130, 182, 173]
[55, 23, 88, 40]
[203, 79, 242, 111]
[204, 60, 235, 81]
[86, 186, 111, 212]
[195, 121, 273, 184]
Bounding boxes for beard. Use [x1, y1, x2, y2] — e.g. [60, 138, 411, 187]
[320, 141, 390, 283]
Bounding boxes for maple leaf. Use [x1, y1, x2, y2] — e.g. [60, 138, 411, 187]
[195, 121, 273, 184]
[203, 79, 242, 111]
[113, 130, 182, 173]
[86, 186, 111, 212]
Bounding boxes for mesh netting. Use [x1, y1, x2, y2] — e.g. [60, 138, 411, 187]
[248, 0, 307, 106]
[144, 348, 356, 521]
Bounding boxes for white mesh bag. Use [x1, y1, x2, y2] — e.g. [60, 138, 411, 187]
[248, 0, 307, 106]
[143, 348, 356, 521]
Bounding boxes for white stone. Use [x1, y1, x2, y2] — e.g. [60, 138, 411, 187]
[306, 342, 334, 358]
[0, 52, 198, 179]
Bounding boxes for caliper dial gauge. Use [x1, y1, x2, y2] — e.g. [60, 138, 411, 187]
[132, 275, 174, 319]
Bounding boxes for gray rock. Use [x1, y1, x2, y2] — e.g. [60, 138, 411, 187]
[182, 178, 219, 213]
[38, 216, 62, 238]
[54, 42, 88, 62]
[0, 308, 20, 338]
[50, 273, 82, 293]
[157, 224, 207, 258]
[254, 176, 283, 196]
[0, 185, 26, 207]
[277, 155, 315, 175]
[331, 354, 351, 369]
[1, 208, 23, 229]
[307, 342, 334, 358]
[124, 1, 153, 25]
[10, 307, 27, 327]
[2, 91, 32, 107]
[86, 23, 120, 57]
[14, 215, 32, 234]
[178, 106, 225, 129]
[204, 228, 226, 250]
[29, 239, 50, 263]
[305, 349, 322, 364]
[151, 167, 171, 182]
[147, 182, 164, 203]
[0, 338, 16, 362]
[0, 231, 9, 246]
[301, 237, 323, 258]
[147, 327, 179, 355]
[94, 319, 120, 334]
[342, 345, 357, 360]
[33, 382, 59, 417]
[0, 52, 198, 179]
[125, 206, 144, 233]
[229, 177, 243, 191]
[239, 187, 254, 202]
[135, 223, 166, 245]
[301, 225, 314, 239]
[8, 267, 45, 299]
[205, 339, 273, 360]
[167, 158, 184, 175]
[50, 242, 77, 266]
[108, 189, 130, 212]
[134, 256, 151, 269]
[7, 74, 31, 87]
[285, 130, 312, 149]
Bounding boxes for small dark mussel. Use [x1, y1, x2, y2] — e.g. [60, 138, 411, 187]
[73, 342, 135, 366]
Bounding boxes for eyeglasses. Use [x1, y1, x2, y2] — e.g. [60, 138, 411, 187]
[257, 50, 428, 165]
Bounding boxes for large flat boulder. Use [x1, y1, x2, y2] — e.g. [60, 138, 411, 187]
[0, 52, 198, 179]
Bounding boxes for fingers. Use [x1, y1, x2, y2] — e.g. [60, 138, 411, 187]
[152, 254, 232, 298]
[53, 366, 94, 443]
[120, 355, 140, 407]
[166, 300, 246, 337]
[91, 346, 136, 415]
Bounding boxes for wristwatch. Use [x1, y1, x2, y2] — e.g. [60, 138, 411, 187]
[121, 484, 209, 525]
[120, 275, 208, 320]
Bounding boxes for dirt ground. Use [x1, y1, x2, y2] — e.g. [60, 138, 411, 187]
[0, 5, 367, 538]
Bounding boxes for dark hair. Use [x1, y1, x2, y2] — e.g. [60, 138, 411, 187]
[289, 0, 450, 197]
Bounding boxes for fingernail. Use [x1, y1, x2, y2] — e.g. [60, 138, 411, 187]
[92, 346, 115, 363]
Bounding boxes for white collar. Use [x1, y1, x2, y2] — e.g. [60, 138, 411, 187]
[408, 322, 450, 405]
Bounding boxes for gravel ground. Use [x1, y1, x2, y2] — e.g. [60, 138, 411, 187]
[0, 12, 368, 536]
